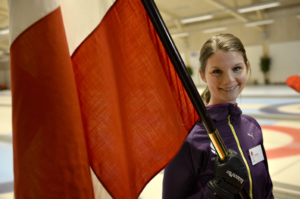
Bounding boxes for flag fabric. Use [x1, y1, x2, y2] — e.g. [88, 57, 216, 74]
[9, 0, 199, 199]
[286, 75, 300, 93]
[9, 1, 95, 198]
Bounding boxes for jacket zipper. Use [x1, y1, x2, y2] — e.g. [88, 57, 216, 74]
[228, 115, 253, 199]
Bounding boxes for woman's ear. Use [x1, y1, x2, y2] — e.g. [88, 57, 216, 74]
[199, 69, 207, 83]
[246, 61, 250, 73]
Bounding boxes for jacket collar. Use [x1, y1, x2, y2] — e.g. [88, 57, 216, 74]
[205, 103, 242, 123]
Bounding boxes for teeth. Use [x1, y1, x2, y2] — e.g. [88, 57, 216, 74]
[223, 87, 235, 91]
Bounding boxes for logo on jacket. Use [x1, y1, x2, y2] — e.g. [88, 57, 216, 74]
[248, 132, 254, 139]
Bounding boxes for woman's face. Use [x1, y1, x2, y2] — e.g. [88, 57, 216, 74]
[200, 50, 248, 105]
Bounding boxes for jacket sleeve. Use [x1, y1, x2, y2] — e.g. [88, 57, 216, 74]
[162, 141, 222, 199]
[256, 122, 274, 199]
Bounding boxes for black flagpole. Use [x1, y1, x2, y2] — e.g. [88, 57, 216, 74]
[140, 0, 251, 199]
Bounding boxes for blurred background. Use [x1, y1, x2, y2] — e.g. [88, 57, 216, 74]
[1, 0, 300, 199]
[157, 0, 300, 86]
[0, 0, 300, 88]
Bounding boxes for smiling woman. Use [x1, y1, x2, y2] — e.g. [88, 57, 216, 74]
[162, 34, 274, 199]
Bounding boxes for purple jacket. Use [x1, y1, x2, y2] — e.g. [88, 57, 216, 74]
[163, 103, 273, 199]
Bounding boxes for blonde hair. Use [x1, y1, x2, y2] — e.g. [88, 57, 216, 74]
[199, 34, 249, 104]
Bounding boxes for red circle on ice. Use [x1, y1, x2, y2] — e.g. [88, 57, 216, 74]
[262, 125, 300, 159]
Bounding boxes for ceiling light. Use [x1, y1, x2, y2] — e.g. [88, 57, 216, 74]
[203, 27, 227, 34]
[245, 19, 274, 27]
[238, 2, 280, 13]
[171, 32, 189, 38]
[180, 15, 213, 24]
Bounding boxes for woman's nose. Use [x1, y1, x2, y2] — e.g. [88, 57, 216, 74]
[223, 72, 235, 84]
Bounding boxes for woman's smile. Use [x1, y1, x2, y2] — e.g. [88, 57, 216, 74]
[220, 84, 238, 91]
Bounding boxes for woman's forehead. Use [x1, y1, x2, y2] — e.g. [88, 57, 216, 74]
[206, 51, 244, 68]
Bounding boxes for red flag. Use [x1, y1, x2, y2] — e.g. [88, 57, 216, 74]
[9, 2, 94, 199]
[286, 75, 300, 92]
[9, 0, 198, 198]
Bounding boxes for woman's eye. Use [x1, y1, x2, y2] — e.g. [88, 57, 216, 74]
[212, 69, 221, 74]
[233, 66, 242, 71]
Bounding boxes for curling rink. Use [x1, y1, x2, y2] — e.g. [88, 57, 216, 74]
[1, 85, 300, 199]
